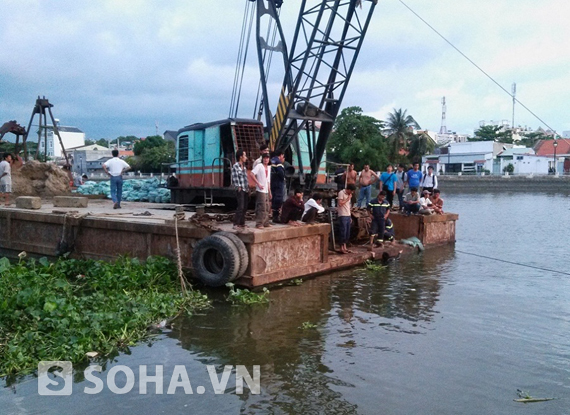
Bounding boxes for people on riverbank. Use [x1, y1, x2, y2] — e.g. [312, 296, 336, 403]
[0, 153, 13, 206]
[103, 149, 130, 209]
[421, 166, 438, 193]
[253, 144, 270, 169]
[431, 189, 444, 214]
[357, 164, 378, 208]
[395, 163, 407, 211]
[383, 218, 395, 242]
[231, 149, 249, 229]
[337, 183, 356, 253]
[251, 153, 272, 228]
[407, 163, 422, 190]
[403, 187, 421, 215]
[302, 193, 325, 223]
[340, 163, 357, 190]
[280, 189, 305, 225]
[270, 150, 286, 223]
[419, 190, 434, 215]
[379, 164, 397, 208]
[367, 190, 390, 251]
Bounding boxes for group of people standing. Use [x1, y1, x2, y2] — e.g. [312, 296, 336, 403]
[338, 161, 444, 215]
[230, 146, 445, 255]
[231, 145, 324, 230]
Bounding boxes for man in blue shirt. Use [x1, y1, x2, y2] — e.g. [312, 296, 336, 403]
[379, 164, 398, 208]
[407, 162, 422, 189]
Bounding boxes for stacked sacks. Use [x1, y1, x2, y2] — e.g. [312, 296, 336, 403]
[75, 178, 171, 203]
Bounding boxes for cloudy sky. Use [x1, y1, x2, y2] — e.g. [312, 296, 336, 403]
[1, 0, 569, 141]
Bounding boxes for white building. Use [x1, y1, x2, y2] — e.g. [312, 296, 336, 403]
[38, 123, 85, 158]
[423, 141, 507, 174]
[436, 131, 468, 145]
[68, 144, 113, 175]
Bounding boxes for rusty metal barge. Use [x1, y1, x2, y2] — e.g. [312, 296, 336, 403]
[0, 199, 458, 288]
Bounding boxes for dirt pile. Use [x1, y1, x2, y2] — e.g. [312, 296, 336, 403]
[12, 161, 70, 197]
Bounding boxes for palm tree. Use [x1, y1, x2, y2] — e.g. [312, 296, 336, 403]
[408, 131, 435, 161]
[385, 108, 420, 160]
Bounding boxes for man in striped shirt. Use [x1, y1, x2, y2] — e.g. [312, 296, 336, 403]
[232, 150, 249, 229]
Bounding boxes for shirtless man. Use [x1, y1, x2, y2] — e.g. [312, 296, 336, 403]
[343, 163, 357, 187]
[431, 189, 444, 214]
[357, 164, 378, 208]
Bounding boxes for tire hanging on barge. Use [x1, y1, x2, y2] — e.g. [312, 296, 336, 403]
[214, 231, 249, 278]
[191, 233, 247, 287]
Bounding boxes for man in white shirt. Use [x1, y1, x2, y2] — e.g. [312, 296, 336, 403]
[419, 190, 434, 215]
[420, 165, 438, 193]
[103, 149, 130, 209]
[301, 193, 325, 223]
[251, 153, 272, 228]
[0, 153, 12, 206]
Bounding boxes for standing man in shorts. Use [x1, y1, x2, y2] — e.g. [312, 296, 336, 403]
[0, 153, 12, 206]
[357, 164, 378, 208]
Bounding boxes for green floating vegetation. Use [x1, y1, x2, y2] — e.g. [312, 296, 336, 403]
[0, 255, 210, 378]
[225, 283, 270, 305]
[299, 322, 317, 330]
[364, 260, 385, 272]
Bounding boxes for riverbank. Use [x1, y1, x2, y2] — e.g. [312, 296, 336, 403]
[438, 174, 570, 192]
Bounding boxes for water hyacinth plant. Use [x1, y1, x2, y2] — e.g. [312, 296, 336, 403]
[0, 255, 210, 378]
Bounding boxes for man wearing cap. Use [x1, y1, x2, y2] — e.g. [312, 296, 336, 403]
[421, 165, 438, 194]
[419, 190, 434, 215]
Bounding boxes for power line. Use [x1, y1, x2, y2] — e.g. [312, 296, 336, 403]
[397, 0, 564, 139]
[455, 250, 570, 277]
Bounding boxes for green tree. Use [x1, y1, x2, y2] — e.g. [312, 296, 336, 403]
[470, 125, 512, 143]
[140, 141, 176, 172]
[518, 131, 549, 148]
[326, 106, 388, 170]
[133, 135, 166, 156]
[385, 108, 420, 161]
[408, 132, 435, 161]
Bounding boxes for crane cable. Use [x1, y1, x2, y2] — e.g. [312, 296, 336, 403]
[253, 7, 281, 120]
[455, 250, 570, 277]
[229, 1, 256, 118]
[398, 0, 568, 143]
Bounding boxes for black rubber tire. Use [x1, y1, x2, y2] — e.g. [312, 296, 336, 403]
[214, 231, 249, 278]
[191, 234, 241, 287]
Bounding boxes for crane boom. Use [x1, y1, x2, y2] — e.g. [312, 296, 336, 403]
[256, 0, 377, 190]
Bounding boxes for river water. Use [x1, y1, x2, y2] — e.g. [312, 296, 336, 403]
[2, 190, 569, 414]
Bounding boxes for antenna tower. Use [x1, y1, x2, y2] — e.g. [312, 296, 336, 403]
[511, 83, 516, 129]
[439, 96, 447, 134]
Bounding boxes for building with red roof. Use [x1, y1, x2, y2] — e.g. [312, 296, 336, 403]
[534, 139, 570, 173]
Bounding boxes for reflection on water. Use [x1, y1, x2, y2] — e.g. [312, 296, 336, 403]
[169, 245, 456, 413]
[2, 191, 570, 415]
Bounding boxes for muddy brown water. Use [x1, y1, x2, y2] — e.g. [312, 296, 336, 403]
[2, 190, 569, 414]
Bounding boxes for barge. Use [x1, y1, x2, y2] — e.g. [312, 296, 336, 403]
[0, 198, 458, 288]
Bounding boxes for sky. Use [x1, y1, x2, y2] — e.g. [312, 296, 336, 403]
[1, 0, 569, 141]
